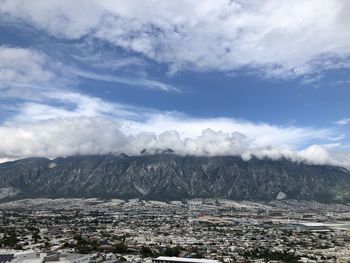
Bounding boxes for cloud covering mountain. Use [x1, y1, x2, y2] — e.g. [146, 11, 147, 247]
[1, 114, 349, 169]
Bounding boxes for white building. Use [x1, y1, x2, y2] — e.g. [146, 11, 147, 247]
[153, 257, 220, 263]
[0, 250, 90, 263]
[0, 250, 37, 263]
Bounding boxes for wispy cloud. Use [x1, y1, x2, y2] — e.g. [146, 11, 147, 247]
[71, 53, 144, 70]
[9, 90, 157, 123]
[336, 118, 350, 126]
[0, 45, 179, 99]
[68, 68, 180, 92]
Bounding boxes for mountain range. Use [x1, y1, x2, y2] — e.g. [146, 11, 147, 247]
[0, 154, 350, 202]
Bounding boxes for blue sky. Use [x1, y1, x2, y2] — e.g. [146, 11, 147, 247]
[0, 0, 350, 166]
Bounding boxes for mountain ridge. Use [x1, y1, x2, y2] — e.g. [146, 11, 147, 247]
[0, 154, 350, 202]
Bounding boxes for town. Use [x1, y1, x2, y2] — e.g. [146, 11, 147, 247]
[1, 198, 350, 263]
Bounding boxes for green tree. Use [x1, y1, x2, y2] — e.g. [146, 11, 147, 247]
[32, 233, 41, 243]
[114, 242, 127, 254]
[141, 246, 153, 258]
[164, 246, 181, 257]
[1, 231, 18, 247]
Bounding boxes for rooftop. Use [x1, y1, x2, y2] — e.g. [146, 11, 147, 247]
[154, 257, 220, 263]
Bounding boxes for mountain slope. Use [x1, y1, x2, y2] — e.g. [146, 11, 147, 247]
[0, 154, 350, 202]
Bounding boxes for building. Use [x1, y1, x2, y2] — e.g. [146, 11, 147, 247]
[0, 250, 37, 263]
[153, 257, 220, 263]
[0, 251, 89, 263]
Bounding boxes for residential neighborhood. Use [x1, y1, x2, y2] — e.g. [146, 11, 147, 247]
[1, 199, 350, 263]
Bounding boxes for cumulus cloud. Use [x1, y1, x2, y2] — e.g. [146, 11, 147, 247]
[1, 0, 350, 78]
[0, 116, 349, 169]
[121, 114, 337, 148]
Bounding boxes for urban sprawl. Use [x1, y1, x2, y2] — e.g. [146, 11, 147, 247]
[1, 199, 350, 263]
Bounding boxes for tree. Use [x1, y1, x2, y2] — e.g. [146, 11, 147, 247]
[141, 246, 153, 258]
[1, 231, 18, 247]
[114, 242, 127, 254]
[32, 233, 41, 243]
[164, 246, 181, 257]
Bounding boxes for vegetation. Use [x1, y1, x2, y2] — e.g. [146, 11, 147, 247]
[114, 242, 128, 254]
[0, 230, 18, 248]
[164, 246, 182, 257]
[242, 248, 300, 263]
[141, 246, 154, 257]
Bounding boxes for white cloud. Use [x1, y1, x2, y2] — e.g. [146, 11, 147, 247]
[0, 45, 53, 87]
[298, 145, 333, 166]
[1, 0, 350, 78]
[336, 118, 350, 126]
[121, 114, 336, 148]
[0, 115, 349, 169]
[0, 45, 179, 99]
[71, 53, 143, 70]
[0, 88, 348, 168]
[9, 89, 336, 151]
[9, 90, 156, 123]
[68, 68, 180, 92]
[8, 87, 336, 153]
[0, 117, 127, 159]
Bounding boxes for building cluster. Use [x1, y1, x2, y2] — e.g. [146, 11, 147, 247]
[0, 198, 350, 263]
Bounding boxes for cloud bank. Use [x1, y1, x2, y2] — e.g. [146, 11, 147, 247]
[0, 112, 348, 169]
[1, 0, 350, 78]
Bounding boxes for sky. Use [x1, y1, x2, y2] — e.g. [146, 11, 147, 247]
[0, 0, 350, 167]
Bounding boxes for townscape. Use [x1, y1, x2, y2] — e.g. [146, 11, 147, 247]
[1, 198, 350, 263]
